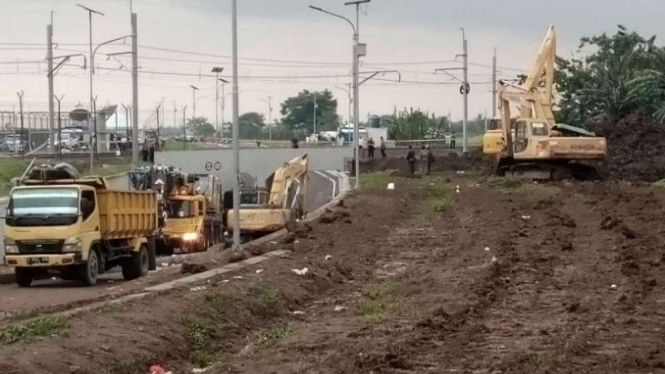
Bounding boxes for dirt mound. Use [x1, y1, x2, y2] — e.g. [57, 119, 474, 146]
[590, 111, 665, 181]
[361, 149, 488, 174]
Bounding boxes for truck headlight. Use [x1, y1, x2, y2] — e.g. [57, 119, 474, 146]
[62, 238, 82, 253]
[4, 239, 18, 254]
[183, 232, 198, 242]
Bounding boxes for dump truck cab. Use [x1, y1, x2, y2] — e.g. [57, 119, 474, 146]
[160, 194, 219, 253]
[4, 167, 157, 287]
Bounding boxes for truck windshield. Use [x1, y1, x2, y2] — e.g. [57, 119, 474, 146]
[6, 188, 80, 227]
[10, 188, 79, 216]
[167, 200, 194, 218]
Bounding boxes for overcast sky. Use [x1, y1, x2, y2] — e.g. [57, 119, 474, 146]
[0, 0, 663, 128]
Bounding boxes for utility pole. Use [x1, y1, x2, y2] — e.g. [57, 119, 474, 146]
[78, 4, 105, 174]
[313, 92, 318, 137]
[156, 103, 161, 142]
[492, 47, 497, 118]
[190, 85, 199, 118]
[231, 0, 241, 251]
[267, 96, 273, 141]
[47, 23, 55, 154]
[54, 95, 64, 158]
[17, 91, 24, 155]
[131, 11, 139, 164]
[182, 105, 187, 150]
[462, 28, 469, 153]
[260, 96, 273, 141]
[346, 0, 369, 188]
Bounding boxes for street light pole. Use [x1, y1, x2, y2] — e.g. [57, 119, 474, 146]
[310, 1, 369, 188]
[231, 0, 241, 251]
[212, 67, 224, 134]
[78, 3, 105, 174]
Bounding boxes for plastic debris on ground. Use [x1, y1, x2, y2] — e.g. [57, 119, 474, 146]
[610, 284, 618, 289]
[484, 247, 490, 252]
[292, 310, 305, 315]
[292, 267, 309, 276]
[334, 305, 347, 312]
[149, 365, 172, 374]
[491, 256, 498, 263]
[325, 255, 333, 261]
[256, 269, 264, 274]
[387, 183, 395, 190]
[189, 286, 207, 292]
[521, 215, 531, 220]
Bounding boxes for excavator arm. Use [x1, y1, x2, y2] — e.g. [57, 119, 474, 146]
[267, 154, 309, 208]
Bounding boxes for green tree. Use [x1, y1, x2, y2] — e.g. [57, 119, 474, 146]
[280, 90, 339, 132]
[239, 112, 265, 139]
[186, 117, 215, 137]
[555, 25, 660, 125]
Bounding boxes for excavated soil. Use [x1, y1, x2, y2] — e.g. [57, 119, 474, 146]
[590, 111, 665, 182]
[2, 173, 665, 374]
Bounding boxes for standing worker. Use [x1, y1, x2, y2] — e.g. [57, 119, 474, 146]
[406, 145, 416, 175]
[367, 137, 375, 160]
[426, 145, 434, 175]
[419, 145, 428, 174]
[148, 138, 156, 164]
[450, 132, 456, 149]
[380, 136, 387, 160]
[359, 136, 366, 160]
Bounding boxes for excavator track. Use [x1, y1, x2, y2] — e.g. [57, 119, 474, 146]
[496, 159, 599, 181]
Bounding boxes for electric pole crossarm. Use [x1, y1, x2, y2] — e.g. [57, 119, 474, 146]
[358, 70, 401, 86]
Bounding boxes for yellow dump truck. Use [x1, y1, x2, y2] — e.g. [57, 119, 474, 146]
[129, 165, 224, 255]
[3, 165, 158, 287]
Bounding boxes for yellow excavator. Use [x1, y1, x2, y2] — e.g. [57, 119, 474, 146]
[226, 154, 308, 240]
[483, 25, 607, 179]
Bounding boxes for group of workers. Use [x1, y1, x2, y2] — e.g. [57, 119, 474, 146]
[406, 145, 435, 175]
[358, 136, 387, 160]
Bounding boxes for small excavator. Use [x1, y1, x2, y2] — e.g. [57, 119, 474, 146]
[483, 25, 607, 179]
[226, 153, 308, 240]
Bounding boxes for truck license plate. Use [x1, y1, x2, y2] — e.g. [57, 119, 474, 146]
[27, 257, 49, 265]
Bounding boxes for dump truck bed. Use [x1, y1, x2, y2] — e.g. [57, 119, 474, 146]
[98, 189, 158, 239]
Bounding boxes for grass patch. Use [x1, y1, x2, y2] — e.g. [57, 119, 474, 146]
[416, 176, 451, 216]
[0, 316, 68, 345]
[360, 171, 393, 190]
[358, 280, 398, 318]
[487, 177, 523, 189]
[654, 179, 665, 188]
[191, 350, 224, 369]
[248, 282, 281, 311]
[182, 317, 213, 350]
[0, 159, 31, 195]
[260, 324, 292, 345]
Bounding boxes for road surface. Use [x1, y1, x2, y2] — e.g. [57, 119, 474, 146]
[0, 169, 347, 318]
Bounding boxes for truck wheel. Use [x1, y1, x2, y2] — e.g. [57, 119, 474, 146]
[122, 245, 149, 280]
[80, 249, 100, 286]
[15, 268, 33, 287]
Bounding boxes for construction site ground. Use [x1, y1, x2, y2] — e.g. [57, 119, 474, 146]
[2, 163, 665, 374]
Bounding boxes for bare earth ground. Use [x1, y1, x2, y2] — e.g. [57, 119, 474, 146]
[1, 169, 665, 374]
